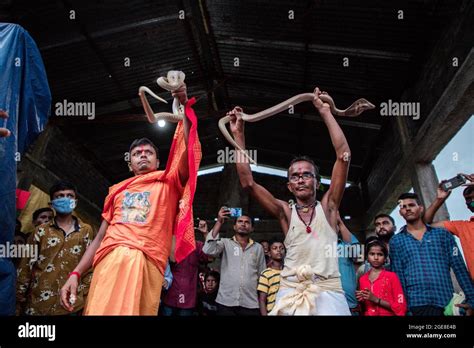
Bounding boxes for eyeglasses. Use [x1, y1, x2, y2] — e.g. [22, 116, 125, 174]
[289, 172, 316, 183]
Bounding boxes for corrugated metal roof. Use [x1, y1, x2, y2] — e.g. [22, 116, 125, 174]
[6, 0, 464, 184]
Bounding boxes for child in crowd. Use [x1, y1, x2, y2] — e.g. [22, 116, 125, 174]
[257, 240, 285, 315]
[260, 240, 270, 266]
[32, 207, 54, 228]
[357, 239, 406, 316]
[197, 271, 220, 316]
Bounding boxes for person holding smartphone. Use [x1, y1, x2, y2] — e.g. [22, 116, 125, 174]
[422, 172, 473, 319]
[202, 207, 266, 316]
[424, 173, 474, 282]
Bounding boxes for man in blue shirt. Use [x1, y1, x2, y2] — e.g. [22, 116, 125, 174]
[336, 213, 360, 315]
[390, 193, 474, 316]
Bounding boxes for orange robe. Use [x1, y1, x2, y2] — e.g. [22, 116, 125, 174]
[85, 98, 201, 315]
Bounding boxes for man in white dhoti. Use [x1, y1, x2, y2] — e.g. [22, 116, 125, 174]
[227, 88, 351, 315]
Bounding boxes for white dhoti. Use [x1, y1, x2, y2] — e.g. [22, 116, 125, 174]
[269, 265, 350, 316]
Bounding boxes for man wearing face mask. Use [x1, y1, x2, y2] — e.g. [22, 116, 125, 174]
[16, 181, 94, 315]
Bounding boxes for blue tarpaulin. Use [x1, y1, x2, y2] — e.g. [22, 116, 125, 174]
[0, 23, 51, 315]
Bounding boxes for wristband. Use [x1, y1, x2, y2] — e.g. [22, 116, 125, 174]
[69, 271, 81, 280]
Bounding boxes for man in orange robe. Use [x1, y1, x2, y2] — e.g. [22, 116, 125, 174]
[60, 85, 201, 315]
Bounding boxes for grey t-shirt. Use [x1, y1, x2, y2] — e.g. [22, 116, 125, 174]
[202, 233, 266, 309]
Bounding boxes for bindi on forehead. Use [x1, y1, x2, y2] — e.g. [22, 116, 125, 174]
[133, 145, 154, 154]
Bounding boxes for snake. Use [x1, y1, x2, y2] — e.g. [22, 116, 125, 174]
[138, 70, 186, 123]
[138, 73, 375, 166]
[218, 88, 375, 164]
[0, 110, 11, 138]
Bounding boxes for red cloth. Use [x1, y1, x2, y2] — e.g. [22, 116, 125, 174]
[359, 269, 407, 316]
[15, 189, 30, 209]
[173, 98, 201, 262]
[96, 97, 201, 267]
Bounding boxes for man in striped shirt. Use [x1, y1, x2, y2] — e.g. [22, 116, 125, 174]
[258, 240, 285, 315]
[390, 192, 474, 316]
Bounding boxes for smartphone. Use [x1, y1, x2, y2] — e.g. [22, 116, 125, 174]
[224, 207, 242, 217]
[441, 175, 466, 192]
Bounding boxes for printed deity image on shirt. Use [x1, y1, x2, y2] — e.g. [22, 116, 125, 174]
[121, 191, 151, 223]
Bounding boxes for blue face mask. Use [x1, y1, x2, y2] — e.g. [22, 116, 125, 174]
[51, 197, 76, 214]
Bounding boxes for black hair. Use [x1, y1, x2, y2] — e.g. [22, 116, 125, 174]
[269, 238, 285, 249]
[364, 236, 379, 258]
[288, 155, 321, 182]
[398, 192, 422, 205]
[463, 186, 474, 196]
[233, 214, 253, 226]
[364, 236, 379, 245]
[129, 138, 159, 159]
[204, 270, 220, 283]
[374, 213, 395, 226]
[366, 239, 388, 258]
[49, 180, 77, 199]
[32, 207, 54, 221]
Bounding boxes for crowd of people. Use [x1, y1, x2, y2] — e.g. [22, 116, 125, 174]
[9, 85, 473, 316]
[12, 175, 473, 317]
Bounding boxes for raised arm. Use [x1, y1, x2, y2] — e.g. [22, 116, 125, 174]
[229, 108, 290, 231]
[426, 174, 473, 226]
[424, 182, 451, 226]
[336, 211, 353, 243]
[314, 88, 351, 229]
[173, 84, 192, 187]
[60, 219, 108, 311]
[202, 207, 229, 257]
